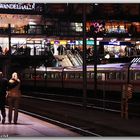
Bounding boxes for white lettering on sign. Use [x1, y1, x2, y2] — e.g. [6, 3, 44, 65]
[108, 41, 120, 45]
[0, 3, 35, 10]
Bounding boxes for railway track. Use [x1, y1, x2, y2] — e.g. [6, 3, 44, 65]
[22, 91, 140, 116]
[19, 92, 140, 136]
[22, 94, 121, 113]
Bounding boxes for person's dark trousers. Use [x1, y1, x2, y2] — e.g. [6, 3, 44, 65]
[8, 97, 20, 124]
[0, 105, 6, 124]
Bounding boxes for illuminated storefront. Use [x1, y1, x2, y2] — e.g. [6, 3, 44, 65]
[100, 41, 132, 58]
[0, 3, 44, 56]
[86, 21, 140, 34]
[0, 3, 139, 60]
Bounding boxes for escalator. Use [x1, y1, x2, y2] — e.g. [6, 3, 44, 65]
[66, 50, 83, 66]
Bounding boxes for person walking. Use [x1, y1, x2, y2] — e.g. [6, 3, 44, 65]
[0, 71, 8, 124]
[7, 72, 21, 124]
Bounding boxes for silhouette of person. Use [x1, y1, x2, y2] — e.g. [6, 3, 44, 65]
[0, 46, 3, 55]
[0, 71, 8, 124]
[7, 72, 21, 124]
[24, 24, 29, 34]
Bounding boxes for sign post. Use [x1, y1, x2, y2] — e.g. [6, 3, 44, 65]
[121, 84, 133, 119]
[102, 73, 106, 112]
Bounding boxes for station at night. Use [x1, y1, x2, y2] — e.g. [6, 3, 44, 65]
[0, 3, 140, 137]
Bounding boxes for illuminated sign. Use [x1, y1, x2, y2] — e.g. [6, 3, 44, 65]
[0, 3, 35, 10]
[76, 40, 94, 45]
[54, 41, 59, 44]
[100, 42, 132, 46]
[108, 41, 120, 45]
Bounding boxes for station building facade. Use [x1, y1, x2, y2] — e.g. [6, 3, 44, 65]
[0, 3, 140, 78]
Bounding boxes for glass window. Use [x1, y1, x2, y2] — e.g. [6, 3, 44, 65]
[97, 73, 102, 80]
[54, 73, 61, 79]
[69, 73, 75, 79]
[43, 73, 47, 79]
[122, 72, 126, 80]
[64, 73, 68, 79]
[130, 71, 134, 80]
[108, 72, 116, 80]
[75, 73, 80, 79]
[87, 72, 91, 79]
[91, 72, 94, 78]
[46, 73, 51, 79]
[134, 72, 140, 80]
[116, 72, 121, 80]
[50, 73, 54, 79]
[79, 73, 83, 79]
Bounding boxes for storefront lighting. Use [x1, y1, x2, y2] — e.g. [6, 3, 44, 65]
[110, 38, 117, 42]
[89, 38, 94, 40]
[97, 38, 103, 41]
[136, 41, 140, 44]
[60, 40, 66, 45]
[125, 38, 131, 41]
[75, 23, 78, 27]
[54, 41, 59, 44]
[29, 21, 36, 25]
[50, 41, 54, 44]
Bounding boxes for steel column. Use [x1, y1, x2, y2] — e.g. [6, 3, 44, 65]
[82, 4, 87, 107]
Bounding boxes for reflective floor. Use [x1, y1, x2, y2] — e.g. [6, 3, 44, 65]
[0, 110, 80, 137]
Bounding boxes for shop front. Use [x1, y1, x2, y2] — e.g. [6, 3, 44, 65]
[100, 41, 132, 59]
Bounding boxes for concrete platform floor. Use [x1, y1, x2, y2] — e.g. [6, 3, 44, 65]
[0, 111, 80, 137]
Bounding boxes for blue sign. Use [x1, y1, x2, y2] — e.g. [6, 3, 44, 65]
[100, 42, 131, 46]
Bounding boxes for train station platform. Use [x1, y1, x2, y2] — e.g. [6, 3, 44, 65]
[0, 110, 80, 137]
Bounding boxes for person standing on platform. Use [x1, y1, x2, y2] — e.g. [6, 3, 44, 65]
[0, 71, 8, 124]
[7, 72, 21, 124]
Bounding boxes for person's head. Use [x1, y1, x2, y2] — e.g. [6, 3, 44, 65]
[12, 72, 18, 80]
[0, 71, 3, 78]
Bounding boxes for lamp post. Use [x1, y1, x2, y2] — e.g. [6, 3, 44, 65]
[82, 4, 87, 108]
[94, 34, 97, 96]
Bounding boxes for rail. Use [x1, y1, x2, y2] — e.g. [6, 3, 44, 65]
[20, 94, 140, 136]
[22, 91, 140, 118]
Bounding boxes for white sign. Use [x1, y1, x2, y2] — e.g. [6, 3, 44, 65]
[0, 3, 35, 10]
